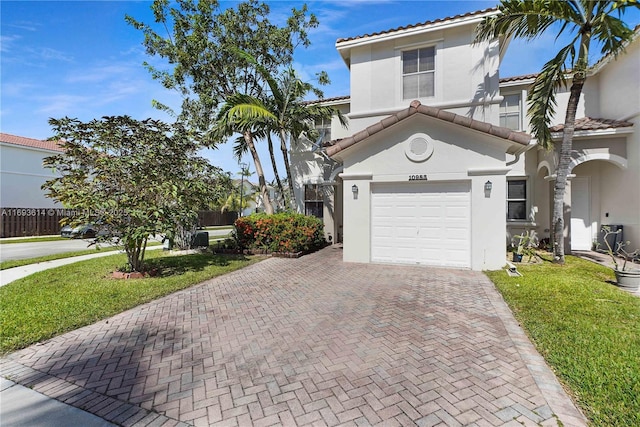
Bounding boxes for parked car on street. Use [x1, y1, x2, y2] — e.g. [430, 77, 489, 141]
[60, 223, 117, 239]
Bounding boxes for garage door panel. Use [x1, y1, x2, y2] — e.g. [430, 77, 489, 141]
[371, 182, 470, 268]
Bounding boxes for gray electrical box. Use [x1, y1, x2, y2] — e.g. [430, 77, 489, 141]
[192, 231, 209, 247]
[597, 225, 623, 251]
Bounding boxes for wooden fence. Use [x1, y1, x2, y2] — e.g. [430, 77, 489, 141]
[1, 208, 238, 238]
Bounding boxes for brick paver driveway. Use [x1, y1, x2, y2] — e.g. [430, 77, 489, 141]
[1, 246, 586, 426]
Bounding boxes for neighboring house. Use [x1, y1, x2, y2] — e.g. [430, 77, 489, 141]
[231, 179, 283, 217]
[0, 133, 63, 208]
[291, 9, 639, 271]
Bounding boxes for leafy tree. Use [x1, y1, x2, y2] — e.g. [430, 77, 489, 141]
[238, 51, 347, 206]
[219, 166, 256, 215]
[126, 0, 320, 215]
[475, 0, 639, 263]
[42, 116, 227, 272]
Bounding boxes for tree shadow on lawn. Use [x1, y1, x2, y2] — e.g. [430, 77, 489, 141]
[145, 253, 251, 277]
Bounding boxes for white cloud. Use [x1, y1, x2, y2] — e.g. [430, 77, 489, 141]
[0, 35, 21, 53]
[35, 94, 89, 115]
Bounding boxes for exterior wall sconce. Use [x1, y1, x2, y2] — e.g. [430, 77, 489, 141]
[484, 180, 492, 198]
[352, 184, 359, 200]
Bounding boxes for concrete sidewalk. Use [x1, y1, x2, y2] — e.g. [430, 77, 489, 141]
[1, 377, 116, 426]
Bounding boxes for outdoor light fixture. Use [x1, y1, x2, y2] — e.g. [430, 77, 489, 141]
[352, 184, 359, 199]
[484, 180, 492, 192]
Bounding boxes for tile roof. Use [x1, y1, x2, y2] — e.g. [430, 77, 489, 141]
[326, 100, 531, 157]
[302, 95, 350, 105]
[0, 133, 64, 152]
[336, 8, 498, 44]
[500, 73, 538, 83]
[550, 117, 634, 133]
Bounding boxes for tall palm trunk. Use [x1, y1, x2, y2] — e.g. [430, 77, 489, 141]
[279, 129, 296, 208]
[244, 130, 274, 215]
[266, 133, 284, 208]
[552, 32, 590, 264]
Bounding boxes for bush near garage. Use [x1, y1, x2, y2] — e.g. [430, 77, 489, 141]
[234, 213, 325, 254]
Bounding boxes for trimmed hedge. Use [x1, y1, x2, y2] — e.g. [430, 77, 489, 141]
[234, 213, 325, 253]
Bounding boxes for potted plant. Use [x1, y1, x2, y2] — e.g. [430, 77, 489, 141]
[511, 230, 538, 263]
[600, 225, 640, 291]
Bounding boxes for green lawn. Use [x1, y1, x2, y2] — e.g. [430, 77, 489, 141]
[0, 236, 66, 244]
[0, 250, 261, 354]
[486, 255, 640, 427]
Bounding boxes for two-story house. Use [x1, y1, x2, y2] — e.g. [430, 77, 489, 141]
[291, 9, 639, 271]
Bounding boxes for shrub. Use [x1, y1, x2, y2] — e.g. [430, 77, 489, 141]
[234, 213, 325, 253]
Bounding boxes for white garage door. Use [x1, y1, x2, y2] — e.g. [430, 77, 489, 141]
[371, 182, 471, 268]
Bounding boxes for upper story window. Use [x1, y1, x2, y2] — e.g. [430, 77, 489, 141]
[500, 94, 521, 130]
[314, 119, 331, 145]
[304, 184, 323, 219]
[402, 47, 435, 99]
[507, 179, 527, 221]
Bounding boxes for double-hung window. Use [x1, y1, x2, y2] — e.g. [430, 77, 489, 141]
[304, 184, 323, 219]
[402, 47, 435, 99]
[499, 94, 521, 130]
[314, 119, 331, 145]
[507, 179, 527, 221]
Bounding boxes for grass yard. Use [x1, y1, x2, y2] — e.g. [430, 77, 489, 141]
[0, 236, 67, 244]
[0, 250, 261, 354]
[486, 255, 640, 427]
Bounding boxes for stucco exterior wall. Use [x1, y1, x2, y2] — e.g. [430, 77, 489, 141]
[347, 23, 501, 132]
[338, 115, 512, 270]
[0, 143, 61, 208]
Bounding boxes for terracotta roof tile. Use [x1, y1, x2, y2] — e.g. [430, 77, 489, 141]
[549, 117, 634, 132]
[499, 73, 539, 83]
[326, 100, 531, 157]
[336, 8, 498, 44]
[0, 133, 64, 152]
[302, 95, 350, 105]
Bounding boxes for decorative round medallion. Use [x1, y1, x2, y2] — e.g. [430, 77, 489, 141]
[404, 134, 434, 162]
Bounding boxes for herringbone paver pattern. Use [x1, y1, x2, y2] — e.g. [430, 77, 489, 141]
[1, 247, 586, 426]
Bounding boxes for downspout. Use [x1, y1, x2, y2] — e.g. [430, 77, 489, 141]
[506, 138, 538, 167]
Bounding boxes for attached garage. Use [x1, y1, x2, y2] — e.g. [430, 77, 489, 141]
[326, 101, 532, 271]
[371, 182, 471, 267]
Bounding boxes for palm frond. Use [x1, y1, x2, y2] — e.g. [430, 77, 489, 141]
[527, 42, 576, 149]
[475, 0, 579, 43]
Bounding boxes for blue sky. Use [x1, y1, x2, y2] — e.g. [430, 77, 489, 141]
[2, 1, 638, 181]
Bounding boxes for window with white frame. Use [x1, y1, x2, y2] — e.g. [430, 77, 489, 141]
[314, 118, 331, 145]
[507, 179, 527, 221]
[402, 47, 435, 99]
[499, 94, 521, 130]
[304, 184, 323, 218]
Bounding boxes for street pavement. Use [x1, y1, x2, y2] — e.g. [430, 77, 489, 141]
[0, 246, 587, 426]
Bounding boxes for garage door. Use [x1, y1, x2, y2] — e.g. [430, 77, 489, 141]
[371, 182, 471, 268]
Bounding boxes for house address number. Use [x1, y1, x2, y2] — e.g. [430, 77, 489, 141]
[408, 174, 428, 181]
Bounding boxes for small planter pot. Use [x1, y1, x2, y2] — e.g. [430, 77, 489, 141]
[512, 253, 523, 263]
[614, 269, 640, 292]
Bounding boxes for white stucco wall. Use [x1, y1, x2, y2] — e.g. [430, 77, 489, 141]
[346, 22, 502, 134]
[337, 115, 515, 270]
[0, 143, 61, 208]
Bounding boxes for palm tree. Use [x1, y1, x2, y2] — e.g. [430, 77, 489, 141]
[212, 94, 276, 214]
[475, 0, 638, 263]
[235, 50, 347, 207]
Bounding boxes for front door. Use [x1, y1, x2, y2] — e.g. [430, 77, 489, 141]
[570, 177, 592, 250]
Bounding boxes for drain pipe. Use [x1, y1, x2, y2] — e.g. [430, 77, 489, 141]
[506, 261, 522, 277]
[507, 138, 538, 167]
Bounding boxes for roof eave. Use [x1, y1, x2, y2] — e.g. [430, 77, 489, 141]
[336, 9, 499, 65]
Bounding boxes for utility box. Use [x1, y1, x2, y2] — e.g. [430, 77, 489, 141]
[597, 225, 623, 251]
[192, 231, 209, 247]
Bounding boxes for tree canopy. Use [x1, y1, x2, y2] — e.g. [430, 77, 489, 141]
[42, 116, 228, 272]
[126, 1, 325, 214]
